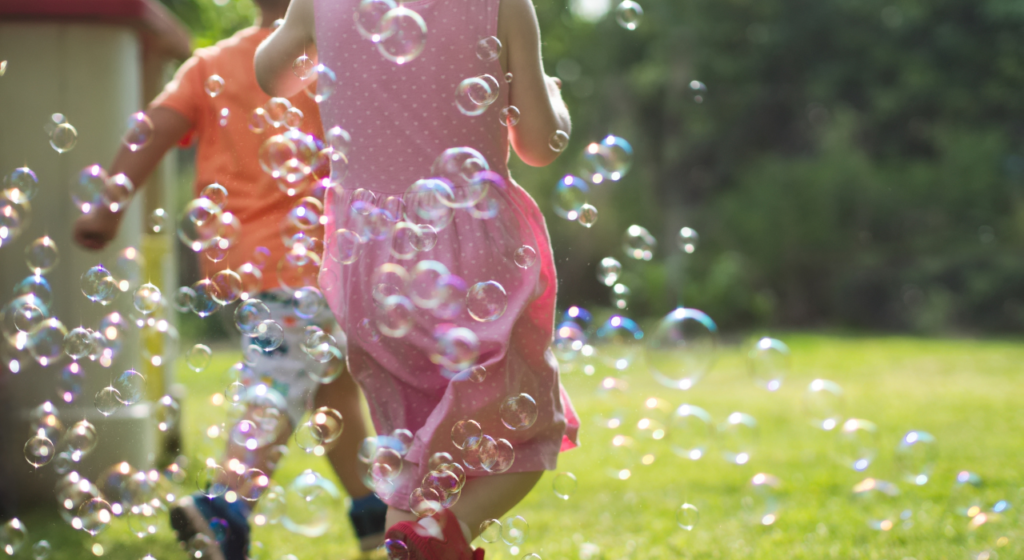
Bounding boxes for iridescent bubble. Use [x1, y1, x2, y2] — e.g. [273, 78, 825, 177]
[63, 327, 95, 360]
[67, 420, 98, 455]
[249, 107, 267, 133]
[177, 198, 223, 252]
[123, 112, 154, 152]
[72, 165, 109, 214]
[615, 0, 644, 30]
[552, 472, 577, 500]
[355, 0, 398, 42]
[584, 135, 634, 182]
[377, 7, 428, 65]
[896, 431, 937, 485]
[4, 166, 39, 203]
[264, 97, 293, 128]
[293, 286, 324, 319]
[310, 407, 344, 444]
[189, 279, 223, 317]
[156, 395, 180, 432]
[133, 283, 162, 314]
[623, 224, 656, 260]
[669, 404, 713, 460]
[597, 257, 622, 286]
[720, 412, 758, 465]
[432, 326, 479, 373]
[114, 369, 146, 405]
[479, 519, 501, 543]
[611, 283, 630, 309]
[253, 320, 285, 351]
[467, 281, 507, 322]
[24, 434, 55, 467]
[292, 54, 315, 79]
[211, 269, 243, 305]
[31, 540, 50, 560]
[513, 245, 538, 268]
[553, 321, 586, 361]
[14, 274, 53, 307]
[197, 462, 229, 498]
[186, 344, 212, 372]
[549, 130, 570, 153]
[234, 299, 270, 336]
[476, 36, 502, 62]
[172, 286, 194, 312]
[500, 394, 538, 431]
[452, 419, 482, 450]
[852, 477, 900, 531]
[50, 122, 78, 154]
[804, 379, 844, 430]
[378, 295, 415, 338]
[553, 175, 588, 220]
[204, 74, 225, 97]
[577, 204, 598, 227]
[28, 318, 68, 365]
[96, 386, 123, 416]
[78, 497, 114, 536]
[313, 64, 338, 103]
[499, 106, 521, 127]
[838, 419, 879, 472]
[646, 308, 718, 390]
[747, 337, 789, 391]
[678, 227, 699, 253]
[282, 469, 340, 537]
[501, 515, 528, 546]
[284, 106, 304, 129]
[594, 315, 644, 370]
[384, 538, 409, 560]
[0, 518, 26, 556]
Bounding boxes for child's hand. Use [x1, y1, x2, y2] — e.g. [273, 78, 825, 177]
[73, 207, 123, 251]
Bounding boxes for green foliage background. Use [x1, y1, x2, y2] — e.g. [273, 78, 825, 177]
[158, 0, 1024, 333]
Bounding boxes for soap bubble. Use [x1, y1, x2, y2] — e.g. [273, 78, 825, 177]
[678, 227, 699, 253]
[500, 394, 538, 430]
[0, 519, 26, 556]
[623, 224, 656, 260]
[25, 237, 58, 275]
[201, 183, 228, 208]
[177, 198, 223, 252]
[804, 379, 844, 430]
[896, 431, 937, 485]
[646, 308, 718, 390]
[378, 295, 414, 338]
[452, 419, 482, 450]
[51, 122, 78, 153]
[456, 77, 494, 117]
[479, 519, 501, 543]
[31, 540, 50, 560]
[747, 337, 789, 391]
[584, 136, 634, 182]
[24, 434, 55, 467]
[189, 279, 223, 317]
[186, 344, 212, 372]
[615, 0, 644, 30]
[104, 173, 134, 212]
[292, 54, 315, 79]
[747, 473, 782, 525]
[204, 74, 225, 97]
[852, 478, 901, 531]
[4, 167, 39, 203]
[467, 281, 507, 322]
[577, 204, 598, 227]
[114, 369, 145, 405]
[313, 64, 338, 103]
[133, 283, 162, 314]
[377, 7, 428, 65]
[549, 130, 570, 153]
[79, 497, 114, 535]
[282, 469, 340, 537]
[669, 404, 714, 460]
[597, 257, 622, 286]
[501, 515, 528, 546]
[432, 326, 479, 372]
[197, 462, 229, 498]
[552, 472, 577, 500]
[384, 539, 409, 560]
[156, 395, 180, 432]
[553, 175, 588, 220]
[15, 274, 53, 307]
[309, 407, 345, 444]
[553, 322, 586, 361]
[594, 315, 644, 370]
[72, 165, 109, 214]
[28, 318, 68, 365]
[476, 36, 502, 62]
[720, 412, 758, 465]
[499, 106, 521, 127]
[210, 269, 243, 304]
[611, 283, 630, 309]
[838, 419, 879, 472]
[514, 246, 537, 268]
[123, 112, 154, 152]
[253, 320, 285, 351]
[689, 80, 707, 103]
[235, 299, 271, 334]
[676, 503, 699, 530]
[63, 327, 96, 360]
[355, 0, 398, 42]
[67, 420, 98, 455]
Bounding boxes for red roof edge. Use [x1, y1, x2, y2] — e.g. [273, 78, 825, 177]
[0, 0, 191, 60]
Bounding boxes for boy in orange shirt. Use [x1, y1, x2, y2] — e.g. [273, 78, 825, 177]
[72, 1, 387, 558]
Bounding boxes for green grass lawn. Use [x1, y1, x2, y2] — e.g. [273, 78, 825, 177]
[14, 334, 1024, 559]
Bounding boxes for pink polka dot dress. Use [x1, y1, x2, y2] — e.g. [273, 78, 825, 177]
[313, 0, 580, 508]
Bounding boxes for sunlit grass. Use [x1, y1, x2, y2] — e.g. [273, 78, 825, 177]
[14, 334, 1024, 559]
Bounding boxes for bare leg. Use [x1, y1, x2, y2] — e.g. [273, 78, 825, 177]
[314, 365, 372, 499]
[384, 471, 544, 541]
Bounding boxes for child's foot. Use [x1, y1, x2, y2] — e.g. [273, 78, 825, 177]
[383, 508, 484, 560]
[349, 493, 389, 551]
[169, 494, 250, 560]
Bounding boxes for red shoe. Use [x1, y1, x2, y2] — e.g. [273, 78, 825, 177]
[384, 509, 484, 560]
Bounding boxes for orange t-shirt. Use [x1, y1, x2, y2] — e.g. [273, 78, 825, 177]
[152, 27, 324, 292]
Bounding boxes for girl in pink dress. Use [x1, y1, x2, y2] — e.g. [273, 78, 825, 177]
[257, 0, 578, 556]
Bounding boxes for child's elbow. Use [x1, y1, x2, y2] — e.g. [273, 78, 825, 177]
[511, 135, 563, 167]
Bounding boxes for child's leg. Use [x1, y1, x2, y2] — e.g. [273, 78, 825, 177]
[384, 470, 544, 540]
[313, 365, 372, 499]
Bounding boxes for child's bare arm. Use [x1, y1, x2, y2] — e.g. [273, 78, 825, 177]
[73, 107, 192, 250]
[255, 0, 318, 98]
[500, 0, 572, 167]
